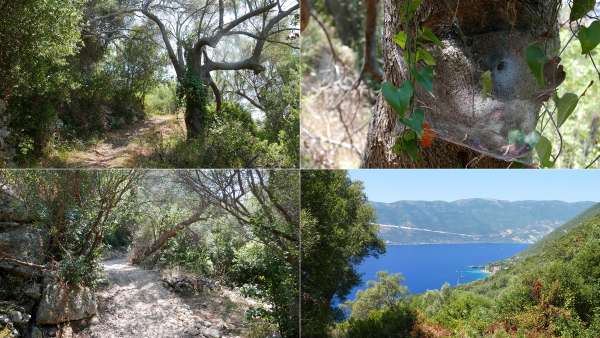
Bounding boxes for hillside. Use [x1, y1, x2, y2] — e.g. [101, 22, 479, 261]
[405, 202, 600, 336]
[373, 199, 595, 244]
[464, 202, 600, 297]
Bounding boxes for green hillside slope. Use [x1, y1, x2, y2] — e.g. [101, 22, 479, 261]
[409, 202, 600, 337]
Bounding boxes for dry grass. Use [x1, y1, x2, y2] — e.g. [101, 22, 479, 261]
[301, 23, 376, 169]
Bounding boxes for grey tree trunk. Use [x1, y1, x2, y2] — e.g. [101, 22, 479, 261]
[0, 99, 13, 166]
[363, 0, 561, 168]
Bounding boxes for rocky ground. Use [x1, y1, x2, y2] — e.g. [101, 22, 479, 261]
[58, 114, 184, 168]
[75, 257, 254, 338]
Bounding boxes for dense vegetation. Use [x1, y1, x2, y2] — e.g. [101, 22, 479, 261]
[0, 0, 299, 168]
[300, 170, 385, 337]
[299, 172, 600, 337]
[332, 201, 600, 337]
[302, 0, 600, 168]
[0, 169, 300, 337]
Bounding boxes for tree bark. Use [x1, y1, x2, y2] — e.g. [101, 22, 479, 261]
[130, 210, 207, 265]
[362, 0, 560, 168]
[185, 104, 205, 140]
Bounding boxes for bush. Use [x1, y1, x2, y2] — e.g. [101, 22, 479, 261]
[140, 101, 294, 167]
[343, 271, 408, 320]
[336, 304, 417, 338]
[145, 82, 177, 115]
[158, 231, 212, 275]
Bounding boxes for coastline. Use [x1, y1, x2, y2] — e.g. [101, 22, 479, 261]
[384, 241, 533, 246]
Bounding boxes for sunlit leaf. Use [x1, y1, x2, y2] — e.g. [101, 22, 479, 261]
[526, 45, 546, 87]
[394, 31, 408, 49]
[579, 20, 600, 54]
[535, 134, 554, 168]
[554, 92, 579, 127]
[417, 48, 436, 66]
[420, 26, 442, 47]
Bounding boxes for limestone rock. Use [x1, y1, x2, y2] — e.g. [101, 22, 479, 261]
[36, 284, 97, 325]
[202, 327, 221, 338]
[0, 224, 45, 265]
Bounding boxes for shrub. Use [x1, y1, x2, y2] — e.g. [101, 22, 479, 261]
[145, 83, 177, 115]
[337, 304, 417, 338]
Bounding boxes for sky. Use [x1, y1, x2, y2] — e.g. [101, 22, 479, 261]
[347, 170, 600, 203]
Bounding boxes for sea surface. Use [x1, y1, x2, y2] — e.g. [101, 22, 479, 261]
[342, 243, 529, 302]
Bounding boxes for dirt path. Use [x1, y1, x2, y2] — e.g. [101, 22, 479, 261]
[63, 114, 184, 168]
[77, 257, 251, 338]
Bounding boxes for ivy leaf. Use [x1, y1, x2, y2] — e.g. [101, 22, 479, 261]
[535, 134, 554, 168]
[579, 20, 600, 54]
[526, 45, 547, 87]
[570, 0, 595, 22]
[420, 26, 442, 47]
[382, 81, 414, 118]
[413, 67, 433, 92]
[554, 92, 579, 127]
[394, 31, 408, 49]
[416, 47, 436, 65]
[480, 70, 493, 97]
[401, 109, 425, 136]
[394, 131, 420, 161]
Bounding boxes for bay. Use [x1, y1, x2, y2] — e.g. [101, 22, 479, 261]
[343, 243, 529, 303]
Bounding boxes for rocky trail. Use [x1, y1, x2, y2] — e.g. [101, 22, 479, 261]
[76, 257, 251, 338]
[62, 114, 184, 168]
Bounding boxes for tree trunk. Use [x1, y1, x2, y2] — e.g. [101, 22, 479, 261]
[185, 104, 205, 140]
[183, 51, 209, 142]
[363, 0, 560, 168]
[0, 98, 12, 166]
[130, 211, 205, 265]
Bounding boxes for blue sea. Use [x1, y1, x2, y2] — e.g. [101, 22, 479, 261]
[342, 243, 529, 302]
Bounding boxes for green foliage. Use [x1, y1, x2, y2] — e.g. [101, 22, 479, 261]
[337, 304, 417, 338]
[570, 0, 596, 22]
[342, 271, 408, 320]
[382, 82, 413, 118]
[525, 44, 547, 87]
[0, 0, 83, 92]
[301, 171, 385, 337]
[547, 29, 600, 168]
[0, 0, 83, 159]
[416, 203, 600, 336]
[554, 92, 580, 128]
[141, 102, 294, 168]
[384, 21, 441, 161]
[159, 232, 212, 275]
[145, 83, 178, 115]
[0, 170, 141, 287]
[578, 20, 600, 54]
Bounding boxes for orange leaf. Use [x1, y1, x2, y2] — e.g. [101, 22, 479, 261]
[420, 122, 435, 148]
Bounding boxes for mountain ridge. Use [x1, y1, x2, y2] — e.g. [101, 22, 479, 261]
[373, 199, 596, 244]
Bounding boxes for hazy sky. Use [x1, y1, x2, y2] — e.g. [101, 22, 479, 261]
[348, 170, 600, 203]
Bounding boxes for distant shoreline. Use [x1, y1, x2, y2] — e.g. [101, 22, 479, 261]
[384, 242, 533, 246]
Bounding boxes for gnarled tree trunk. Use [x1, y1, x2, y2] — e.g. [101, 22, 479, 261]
[363, 0, 561, 168]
